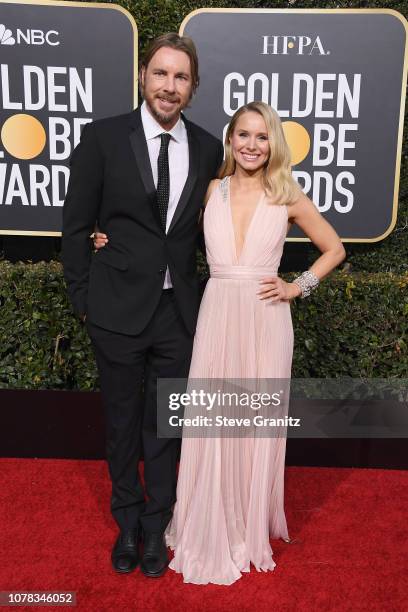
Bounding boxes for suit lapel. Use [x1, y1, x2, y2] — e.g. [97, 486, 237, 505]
[168, 117, 199, 233]
[128, 108, 164, 232]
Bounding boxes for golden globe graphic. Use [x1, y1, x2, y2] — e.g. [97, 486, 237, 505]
[1, 114, 46, 159]
[282, 121, 311, 166]
[0, 0, 137, 236]
[181, 8, 408, 242]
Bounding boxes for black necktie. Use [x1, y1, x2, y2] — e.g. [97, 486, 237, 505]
[156, 133, 171, 230]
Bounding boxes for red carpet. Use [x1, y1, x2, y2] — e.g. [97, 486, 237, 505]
[0, 459, 406, 611]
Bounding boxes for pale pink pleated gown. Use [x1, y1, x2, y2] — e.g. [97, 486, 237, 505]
[165, 176, 293, 585]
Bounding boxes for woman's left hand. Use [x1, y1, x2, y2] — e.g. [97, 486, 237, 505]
[257, 277, 301, 302]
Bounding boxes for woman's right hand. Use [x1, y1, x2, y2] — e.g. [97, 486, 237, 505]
[92, 232, 108, 250]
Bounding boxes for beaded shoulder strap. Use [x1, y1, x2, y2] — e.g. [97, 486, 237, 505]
[219, 176, 230, 203]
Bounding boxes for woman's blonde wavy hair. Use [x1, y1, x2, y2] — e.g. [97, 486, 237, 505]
[218, 101, 301, 206]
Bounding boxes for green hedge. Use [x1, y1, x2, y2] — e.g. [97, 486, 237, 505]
[0, 261, 406, 389]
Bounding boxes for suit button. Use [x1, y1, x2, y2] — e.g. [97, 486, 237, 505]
[159, 268, 165, 274]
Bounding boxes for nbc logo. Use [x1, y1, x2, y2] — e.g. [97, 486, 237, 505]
[0, 24, 59, 45]
[0, 24, 15, 45]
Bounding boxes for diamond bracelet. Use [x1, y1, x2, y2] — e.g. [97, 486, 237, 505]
[293, 270, 320, 298]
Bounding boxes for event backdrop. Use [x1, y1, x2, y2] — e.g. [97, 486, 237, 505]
[0, 0, 137, 236]
[181, 8, 407, 241]
[0, 4, 406, 241]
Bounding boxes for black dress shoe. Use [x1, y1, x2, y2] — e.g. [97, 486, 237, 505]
[111, 528, 139, 574]
[140, 532, 169, 578]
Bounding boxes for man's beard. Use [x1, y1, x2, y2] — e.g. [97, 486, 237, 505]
[144, 91, 186, 126]
[150, 104, 180, 126]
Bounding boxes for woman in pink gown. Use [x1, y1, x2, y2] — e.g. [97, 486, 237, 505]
[165, 102, 345, 585]
[94, 102, 345, 585]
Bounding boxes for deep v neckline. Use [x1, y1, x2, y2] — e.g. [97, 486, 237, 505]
[227, 176, 264, 263]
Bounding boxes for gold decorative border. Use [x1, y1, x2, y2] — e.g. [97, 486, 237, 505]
[0, 0, 138, 237]
[180, 8, 408, 243]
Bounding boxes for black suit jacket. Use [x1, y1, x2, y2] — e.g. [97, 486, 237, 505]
[62, 107, 223, 335]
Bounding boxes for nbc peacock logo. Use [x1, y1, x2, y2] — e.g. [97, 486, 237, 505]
[0, 24, 15, 45]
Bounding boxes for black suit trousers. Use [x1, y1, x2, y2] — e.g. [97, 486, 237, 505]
[86, 290, 193, 533]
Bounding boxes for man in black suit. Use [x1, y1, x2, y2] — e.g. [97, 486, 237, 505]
[62, 33, 223, 578]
